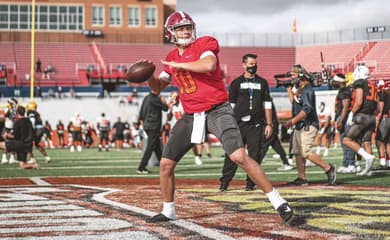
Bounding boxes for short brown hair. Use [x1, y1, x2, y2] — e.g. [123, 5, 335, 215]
[16, 106, 25, 116]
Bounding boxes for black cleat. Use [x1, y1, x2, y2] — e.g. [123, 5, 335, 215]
[219, 181, 229, 192]
[277, 202, 294, 224]
[146, 213, 173, 223]
[245, 185, 256, 191]
[287, 178, 309, 186]
[326, 164, 337, 185]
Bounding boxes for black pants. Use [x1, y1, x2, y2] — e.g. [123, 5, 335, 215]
[220, 123, 262, 187]
[138, 129, 162, 171]
[258, 132, 289, 165]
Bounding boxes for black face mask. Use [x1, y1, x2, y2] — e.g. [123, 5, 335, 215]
[246, 65, 257, 74]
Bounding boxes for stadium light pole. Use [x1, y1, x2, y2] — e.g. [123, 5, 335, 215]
[30, 0, 36, 100]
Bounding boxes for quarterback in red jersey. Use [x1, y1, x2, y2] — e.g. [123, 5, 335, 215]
[145, 11, 294, 224]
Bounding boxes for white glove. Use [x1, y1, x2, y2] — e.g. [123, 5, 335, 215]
[318, 128, 325, 135]
[346, 112, 354, 126]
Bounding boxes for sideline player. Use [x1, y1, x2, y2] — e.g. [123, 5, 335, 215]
[315, 101, 332, 157]
[26, 101, 51, 163]
[144, 11, 294, 224]
[0, 106, 39, 169]
[343, 65, 377, 176]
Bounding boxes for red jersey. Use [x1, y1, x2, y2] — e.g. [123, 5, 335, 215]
[164, 36, 228, 114]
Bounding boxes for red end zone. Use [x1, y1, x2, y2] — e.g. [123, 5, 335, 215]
[0, 177, 389, 239]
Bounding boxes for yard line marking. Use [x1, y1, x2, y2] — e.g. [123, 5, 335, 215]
[91, 186, 236, 240]
[30, 177, 52, 186]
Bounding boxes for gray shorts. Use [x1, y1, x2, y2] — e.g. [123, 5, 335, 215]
[378, 117, 390, 144]
[345, 113, 375, 143]
[162, 102, 243, 162]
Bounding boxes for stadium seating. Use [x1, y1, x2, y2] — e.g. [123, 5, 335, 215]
[1, 42, 96, 87]
[360, 41, 390, 79]
[219, 47, 295, 86]
[95, 43, 172, 86]
[296, 42, 367, 73]
[2, 40, 390, 88]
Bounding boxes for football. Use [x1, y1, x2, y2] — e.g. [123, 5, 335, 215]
[125, 61, 156, 83]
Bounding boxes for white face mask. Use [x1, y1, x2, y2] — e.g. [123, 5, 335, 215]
[176, 38, 194, 47]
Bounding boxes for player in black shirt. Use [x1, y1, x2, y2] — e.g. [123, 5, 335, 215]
[332, 73, 357, 173]
[376, 80, 390, 168]
[112, 117, 125, 150]
[343, 65, 377, 176]
[27, 101, 51, 163]
[0, 106, 39, 169]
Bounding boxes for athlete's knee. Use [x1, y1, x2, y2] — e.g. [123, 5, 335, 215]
[160, 158, 176, 173]
[343, 137, 352, 145]
[228, 148, 247, 166]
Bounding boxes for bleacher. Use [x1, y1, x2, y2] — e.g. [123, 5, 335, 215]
[1, 40, 390, 90]
[96, 43, 172, 86]
[296, 42, 367, 73]
[219, 47, 295, 86]
[360, 41, 390, 79]
[2, 42, 96, 87]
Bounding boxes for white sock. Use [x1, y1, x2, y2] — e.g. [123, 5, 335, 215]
[357, 148, 374, 160]
[162, 202, 176, 219]
[379, 158, 386, 166]
[387, 160, 390, 167]
[316, 146, 321, 153]
[266, 188, 287, 210]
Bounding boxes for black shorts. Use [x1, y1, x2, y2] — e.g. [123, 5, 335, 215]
[115, 133, 124, 141]
[34, 128, 45, 146]
[345, 113, 375, 142]
[163, 102, 243, 162]
[72, 131, 82, 142]
[100, 131, 109, 141]
[6, 140, 31, 162]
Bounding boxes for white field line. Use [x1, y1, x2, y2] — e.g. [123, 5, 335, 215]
[19, 170, 329, 179]
[89, 186, 236, 240]
[29, 177, 52, 186]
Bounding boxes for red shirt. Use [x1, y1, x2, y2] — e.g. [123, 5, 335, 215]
[164, 36, 228, 114]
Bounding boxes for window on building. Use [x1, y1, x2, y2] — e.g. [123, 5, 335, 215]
[109, 6, 121, 26]
[128, 7, 140, 27]
[0, 3, 83, 31]
[92, 6, 104, 25]
[145, 7, 157, 27]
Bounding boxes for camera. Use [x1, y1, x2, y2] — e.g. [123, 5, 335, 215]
[274, 71, 327, 88]
[274, 72, 300, 88]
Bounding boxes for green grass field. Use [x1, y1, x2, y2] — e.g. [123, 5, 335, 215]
[1, 145, 389, 187]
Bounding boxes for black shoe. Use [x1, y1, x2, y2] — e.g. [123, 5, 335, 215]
[146, 213, 173, 223]
[326, 164, 336, 185]
[287, 178, 309, 186]
[277, 202, 294, 224]
[219, 181, 229, 192]
[245, 185, 256, 191]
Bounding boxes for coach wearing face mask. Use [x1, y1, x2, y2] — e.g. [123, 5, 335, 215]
[219, 53, 273, 191]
